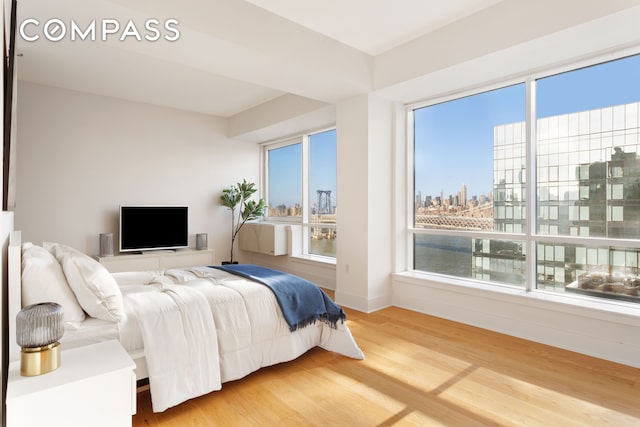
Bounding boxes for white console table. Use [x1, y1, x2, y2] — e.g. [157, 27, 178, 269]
[6, 340, 136, 427]
[97, 249, 215, 272]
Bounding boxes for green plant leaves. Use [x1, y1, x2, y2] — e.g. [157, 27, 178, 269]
[219, 179, 267, 262]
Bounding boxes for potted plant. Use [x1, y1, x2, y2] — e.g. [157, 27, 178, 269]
[219, 179, 267, 264]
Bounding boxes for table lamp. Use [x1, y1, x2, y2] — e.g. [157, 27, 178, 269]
[16, 302, 64, 376]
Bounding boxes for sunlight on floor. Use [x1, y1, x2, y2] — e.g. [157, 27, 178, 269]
[333, 329, 640, 427]
[435, 366, 639, 426]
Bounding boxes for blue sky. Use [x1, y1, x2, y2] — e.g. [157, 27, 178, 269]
[268, 143, 301, 207]
[414, 53, 640, 199]
[268, 129, 336, 208]
[309, 129, 337, 209]
[414, 83, 524, 199]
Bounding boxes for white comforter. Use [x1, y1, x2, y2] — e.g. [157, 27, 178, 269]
[127, 284, 222, 412]
[113, 267, 364, 413]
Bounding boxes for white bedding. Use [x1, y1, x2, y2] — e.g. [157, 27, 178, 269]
[62, 266, 364, 412]
[128, 283, 222, 412]
[60, 317, 119, 349]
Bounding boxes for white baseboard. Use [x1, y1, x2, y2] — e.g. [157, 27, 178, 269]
[335, 290, 391, 313]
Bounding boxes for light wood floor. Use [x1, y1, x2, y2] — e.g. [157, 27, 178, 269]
[132, 300, 640, 426]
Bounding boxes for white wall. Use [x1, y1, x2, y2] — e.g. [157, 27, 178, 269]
[336, 95, 370, 308]
[15, 82, 260, 262]
[334, 94, 393, 312]
[243, 252, 337, 291]
[392, 274, 640, 368]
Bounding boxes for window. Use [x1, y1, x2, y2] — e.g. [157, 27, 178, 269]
[308, 129, 337, 257]
[265, 129, 337, 258]
[534, 53, 640, 299]
[413, 83, 526, 286]
[411, 52, 640, 304]
[267, 142, 302, 218]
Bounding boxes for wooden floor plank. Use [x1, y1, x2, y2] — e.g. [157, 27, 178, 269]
[133, 301, 640, 426]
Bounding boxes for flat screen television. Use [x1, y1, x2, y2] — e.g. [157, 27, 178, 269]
[119, 205, 189, 253]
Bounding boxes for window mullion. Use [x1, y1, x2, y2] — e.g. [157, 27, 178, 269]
[525, 78, 537, 292]
[301, 134, 310, 223]
[260, 146, 268, 207]
[301, 134, 310, 254]
[407, 109, 416, 272]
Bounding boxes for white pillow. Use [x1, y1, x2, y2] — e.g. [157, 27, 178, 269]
[21, 242, 86, 324]
[44, 242, 126, 323]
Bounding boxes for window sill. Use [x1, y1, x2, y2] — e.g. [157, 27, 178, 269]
[289, 254, 336, 267]
[393, 270, 640, 324]
[262, 218, 301, 224]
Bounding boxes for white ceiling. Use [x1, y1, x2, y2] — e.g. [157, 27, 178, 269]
[14, 0, 503, 118]
[243, 0, 503, 55]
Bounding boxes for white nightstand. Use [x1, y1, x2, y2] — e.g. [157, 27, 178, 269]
[6, 340, 136, 427]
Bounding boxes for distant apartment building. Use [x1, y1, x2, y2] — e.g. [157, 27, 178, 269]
[473, 102, 640, 291]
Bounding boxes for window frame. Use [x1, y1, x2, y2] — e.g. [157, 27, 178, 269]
[263, 136, 303, 223]
[262, 127, 337, 260]
[406, 46, 640, 307]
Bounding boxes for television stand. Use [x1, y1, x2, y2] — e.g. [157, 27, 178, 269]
[96, 249, 215, 273]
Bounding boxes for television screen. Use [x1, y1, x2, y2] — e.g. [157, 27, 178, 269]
[119, 206, 188, 252]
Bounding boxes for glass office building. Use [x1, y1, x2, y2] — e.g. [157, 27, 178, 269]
[474, 102, 640, 302]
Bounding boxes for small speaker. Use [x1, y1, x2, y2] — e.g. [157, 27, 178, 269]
[196, 233, 208, 250]
[99, 233, 114, 257]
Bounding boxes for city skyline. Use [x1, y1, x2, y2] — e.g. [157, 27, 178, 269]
[415, 182, 492, 208]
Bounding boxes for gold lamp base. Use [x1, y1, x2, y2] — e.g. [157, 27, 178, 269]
[21, 342, 61, 376]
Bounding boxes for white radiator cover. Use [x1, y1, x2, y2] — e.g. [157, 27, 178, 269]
[238, 223, 288, 256]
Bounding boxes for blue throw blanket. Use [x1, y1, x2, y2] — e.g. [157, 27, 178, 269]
[212, 264, 346, 332]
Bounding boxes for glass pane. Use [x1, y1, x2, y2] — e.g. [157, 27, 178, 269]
[267, 143, 302, 217]
[309, 226, 336, 257]
[414, 83, 526, 233]
[309, 129, 337, 225]
[536, 54, 640, 238]
[536, 242, 640, 303]
[414, 234, 525, 286]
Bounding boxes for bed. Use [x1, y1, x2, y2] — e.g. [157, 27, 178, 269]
[7, 231, 364, 412]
